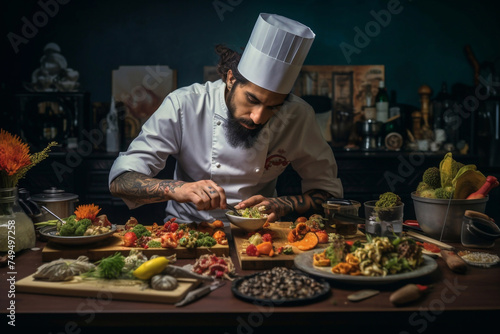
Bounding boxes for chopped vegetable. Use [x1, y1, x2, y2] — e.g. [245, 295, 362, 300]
[58, 216, 93, 236]
[256, 241, 273, 256]
[91, 252, 126, 279]
[323, 234, 346, 266]
[291, 231, 319, 251]
[131, 224, 151, 239]
[246, 244, 259, 257]
[248, 233, 263, 246]
[123, 231, 137, 247]
[147, 239, 162, 248]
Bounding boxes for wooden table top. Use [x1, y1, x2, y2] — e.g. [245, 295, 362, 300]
[2, 229, 499, 333]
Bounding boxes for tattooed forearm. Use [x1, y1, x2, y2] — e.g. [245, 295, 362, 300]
[110, 171, 185, 205]
[272, 189, 330, 217]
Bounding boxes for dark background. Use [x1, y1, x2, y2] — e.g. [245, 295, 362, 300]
[2, 0, 499, 107]
[1, 0, 499, 223]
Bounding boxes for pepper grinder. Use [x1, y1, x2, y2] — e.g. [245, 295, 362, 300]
[411, 111, 423, 140]
[418, 85, 434, 140]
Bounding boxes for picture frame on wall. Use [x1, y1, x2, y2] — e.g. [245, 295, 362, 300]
[292, 65, 385, 147]
[112, 66, 177, 148]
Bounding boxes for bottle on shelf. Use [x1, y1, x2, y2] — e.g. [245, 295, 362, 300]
[375, 80, 389, 122]
[363, 84, 376, 120]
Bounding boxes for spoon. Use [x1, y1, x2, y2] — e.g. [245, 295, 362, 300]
[41, 205, 66, 225]
[226, 204, 242, 216]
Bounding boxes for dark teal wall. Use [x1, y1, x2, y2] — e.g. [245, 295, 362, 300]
[3, 0, 499, 107]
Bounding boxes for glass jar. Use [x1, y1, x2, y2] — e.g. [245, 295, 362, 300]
[322, 200, 361, 238]
[0, 187, 36, 252]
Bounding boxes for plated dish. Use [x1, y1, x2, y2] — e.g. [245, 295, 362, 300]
[39, 225, 117, 246]
[294, 250, 437, 285]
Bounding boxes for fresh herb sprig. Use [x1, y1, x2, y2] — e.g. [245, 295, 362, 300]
[86, 252, 125, 279]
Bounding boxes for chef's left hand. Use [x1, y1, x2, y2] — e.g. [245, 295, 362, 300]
[235, 195, 289, 222]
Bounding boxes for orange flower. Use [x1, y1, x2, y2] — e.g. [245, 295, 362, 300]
[75, 204, 102, 222]
[0, 129, 57, 188]
[0, 130, 31, 176]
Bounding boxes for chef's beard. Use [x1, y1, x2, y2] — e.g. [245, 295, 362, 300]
[225, 88, 264, 149]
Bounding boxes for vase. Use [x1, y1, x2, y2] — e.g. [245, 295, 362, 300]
[0, 187, 36, 253]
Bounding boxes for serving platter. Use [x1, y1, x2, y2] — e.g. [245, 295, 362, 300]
[39, 225, 118, 246]
[294, 251, 437, 285]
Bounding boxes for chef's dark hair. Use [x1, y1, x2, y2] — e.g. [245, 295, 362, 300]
[215, 44, 248, 85]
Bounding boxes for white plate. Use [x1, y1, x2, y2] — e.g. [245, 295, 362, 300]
[39, 225, 117, 246]
[294, 250, 437, 285]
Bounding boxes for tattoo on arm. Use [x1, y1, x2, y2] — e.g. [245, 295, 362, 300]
[110, 171, 185, 205]
[271, 189, 330, 218]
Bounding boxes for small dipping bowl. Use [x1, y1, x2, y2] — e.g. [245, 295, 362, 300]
[225, 211, 268, 232]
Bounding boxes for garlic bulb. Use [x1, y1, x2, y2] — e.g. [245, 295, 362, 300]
[150, 275, 178, 291]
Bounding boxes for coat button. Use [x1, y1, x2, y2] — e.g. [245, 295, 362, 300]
[216, 121, 222, 126]
[216, 163, 221, 168]
[255, 168, 260, 173]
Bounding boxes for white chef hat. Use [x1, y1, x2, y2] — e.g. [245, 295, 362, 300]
[238, 13, 315, 94]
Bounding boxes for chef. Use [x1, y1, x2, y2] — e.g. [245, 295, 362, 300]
[109, 13, 343, 224]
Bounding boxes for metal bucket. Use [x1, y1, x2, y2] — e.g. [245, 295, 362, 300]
[411, 192, 488, 242]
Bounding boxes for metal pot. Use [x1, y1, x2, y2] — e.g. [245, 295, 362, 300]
[31, 187, 79, 221]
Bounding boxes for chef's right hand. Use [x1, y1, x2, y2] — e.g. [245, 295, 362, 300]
[171, 180, 226, 211]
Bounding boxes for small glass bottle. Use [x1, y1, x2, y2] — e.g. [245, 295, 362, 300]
[376, 80, 389, 122]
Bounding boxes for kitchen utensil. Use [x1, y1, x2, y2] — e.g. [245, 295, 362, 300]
[440, 250, 468, 274]
[175, 280, 226, 307]
[226, 204, 241, 216]
[404, 230, 454, 251]
[347, 289, 380, 302]
[461, 210, 500, 248]
[41, 205, 66, 226]
[31, 187, 78, 221]
[411, 192, 488, 241]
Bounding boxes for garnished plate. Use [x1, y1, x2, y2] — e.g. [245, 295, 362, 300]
[294, 250, 437, 285]
[39, 225, 117, 246]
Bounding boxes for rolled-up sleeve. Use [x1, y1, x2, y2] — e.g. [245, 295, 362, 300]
[108, 95, 182, 187]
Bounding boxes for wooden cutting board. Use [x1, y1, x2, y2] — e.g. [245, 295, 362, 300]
[231, 222, 324, 270]
[41, 234, 229, 262]
[16, 274, 201, 304]
[232, 222, 367, 270]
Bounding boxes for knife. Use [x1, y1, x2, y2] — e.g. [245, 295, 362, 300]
[175, 280, 226, 307]
[403, 230, 454, 251]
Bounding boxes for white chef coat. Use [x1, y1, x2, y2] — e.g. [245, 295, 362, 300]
[108, 79, 343, 223]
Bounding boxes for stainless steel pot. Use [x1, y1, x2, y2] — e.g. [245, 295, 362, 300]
[31, 187, 79, 221]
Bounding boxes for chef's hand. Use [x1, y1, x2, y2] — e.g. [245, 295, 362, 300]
[172, 180, 226, 211]
[235, 195, 290, 222]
